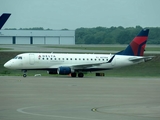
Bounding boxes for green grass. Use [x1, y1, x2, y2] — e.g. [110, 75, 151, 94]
[0, 51, 160, 77]
[0, 48, 13, 50]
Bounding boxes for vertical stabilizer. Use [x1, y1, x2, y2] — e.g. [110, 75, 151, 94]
[116, 29, 149, 56]
[0, 13, 11, 29]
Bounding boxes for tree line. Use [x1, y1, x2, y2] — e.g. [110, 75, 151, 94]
[75, 26, 160, 44]
[5, 26, 160, 44]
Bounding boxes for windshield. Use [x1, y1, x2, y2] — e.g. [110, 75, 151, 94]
[13, 56, 22, 59]
[13, 56, 18, 59]
[18, 56, 22, 59]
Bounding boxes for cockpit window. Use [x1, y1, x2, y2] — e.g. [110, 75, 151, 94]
[13, 56, 22, 59]
[13, 56, 18, 59]
[18, 56, 22, 59]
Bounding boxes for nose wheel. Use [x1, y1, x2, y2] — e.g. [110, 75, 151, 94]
[23, 74, 27, 77]
[22, 70, 27, 77]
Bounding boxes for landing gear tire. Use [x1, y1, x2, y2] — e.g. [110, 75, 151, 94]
[23, 74, 27, 78]
[78, 73, 84, 78]
[22, 70, 27, 77]
[71, 73, 77, 77]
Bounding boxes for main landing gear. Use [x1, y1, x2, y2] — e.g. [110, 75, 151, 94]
[22, 70, 27, 77]
[21, 70, 84, 78]
[70, 72, 84, 78]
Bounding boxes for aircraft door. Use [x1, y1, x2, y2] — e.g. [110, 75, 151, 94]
[29, 54, 35, 65]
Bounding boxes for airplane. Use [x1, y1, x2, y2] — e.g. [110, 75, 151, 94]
[4, 29, 153, 78]
[0, 13, 11, 29]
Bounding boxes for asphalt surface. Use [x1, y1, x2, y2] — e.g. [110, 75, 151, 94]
[1, 44, 160, 54]
[0, 44, 110, 53]
[0, 76, 160, 120]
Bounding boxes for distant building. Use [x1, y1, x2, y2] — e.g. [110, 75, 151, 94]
[0, 30, 75, 45]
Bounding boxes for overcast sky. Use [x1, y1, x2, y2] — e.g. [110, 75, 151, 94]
[1, 0, 160, 30]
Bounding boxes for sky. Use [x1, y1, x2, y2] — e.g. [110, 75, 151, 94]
[1, 0, 160, 30]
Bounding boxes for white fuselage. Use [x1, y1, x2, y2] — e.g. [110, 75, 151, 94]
[4, 53, 144, 71]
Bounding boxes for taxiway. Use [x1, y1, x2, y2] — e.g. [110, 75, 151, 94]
[0, 76, 160, 120]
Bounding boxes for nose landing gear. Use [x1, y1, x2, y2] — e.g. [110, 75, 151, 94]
[22, 70, 27, 77]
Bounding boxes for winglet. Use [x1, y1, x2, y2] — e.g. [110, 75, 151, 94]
[116, 29, 149, 56]
[0, 13, 11, 29]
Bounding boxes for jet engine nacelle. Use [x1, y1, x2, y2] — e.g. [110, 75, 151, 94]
[57, 67, 72, 75]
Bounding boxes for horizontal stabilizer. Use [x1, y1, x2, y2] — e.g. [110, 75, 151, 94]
[128, 56, 154, 62]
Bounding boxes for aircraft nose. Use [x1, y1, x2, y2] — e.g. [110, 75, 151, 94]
[4, 61, 11, 68]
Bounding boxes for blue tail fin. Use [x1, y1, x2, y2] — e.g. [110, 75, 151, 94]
[0, 13, 11, 29]
[116, 29, 149, 56]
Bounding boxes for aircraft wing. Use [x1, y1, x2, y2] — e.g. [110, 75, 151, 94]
[70, 55, 115, 69]
[71, 62, 106, 69]
[128, 56, 154, 62]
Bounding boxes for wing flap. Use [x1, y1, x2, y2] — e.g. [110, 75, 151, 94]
[70, 55, 115, 69]
[71, 62, 105, 69]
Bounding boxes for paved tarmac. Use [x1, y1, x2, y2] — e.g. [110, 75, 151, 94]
[1, 44, 160, 54]
[0, 45, 110, 53]
[0, 76, 160, 120]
